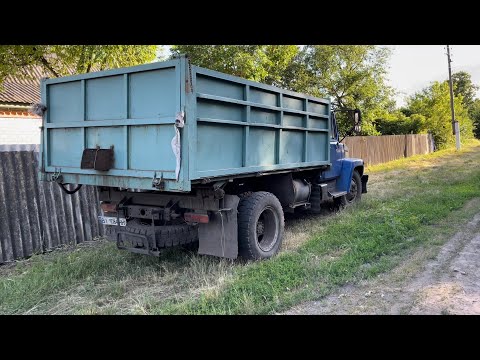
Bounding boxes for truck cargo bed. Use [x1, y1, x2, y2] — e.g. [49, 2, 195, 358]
[40, 56, 331, 192]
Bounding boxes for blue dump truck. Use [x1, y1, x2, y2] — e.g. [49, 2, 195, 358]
[38, 55, 368, 260]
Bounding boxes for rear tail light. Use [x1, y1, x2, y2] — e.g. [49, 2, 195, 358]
[184, 212, 209, 224]
[100, 202, 117, 213]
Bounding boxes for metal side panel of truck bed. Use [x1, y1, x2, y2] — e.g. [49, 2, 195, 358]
[39, 56, 331, 192]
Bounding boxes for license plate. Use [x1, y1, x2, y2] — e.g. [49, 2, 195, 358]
[98, 216, 126, 226]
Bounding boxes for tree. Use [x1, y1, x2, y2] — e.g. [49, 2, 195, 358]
[450, 71, 480, 139]
[0, 45, 158, 84]
[283, 45, 395, 135]
[451, 71, 478, 109]
[469, 99, 480, 138]
[407, 81, 474, 148]
[170, 45, 299, 86]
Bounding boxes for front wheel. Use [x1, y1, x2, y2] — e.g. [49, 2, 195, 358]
[237, 191, 284, 260]
[338, 170, 362, 206]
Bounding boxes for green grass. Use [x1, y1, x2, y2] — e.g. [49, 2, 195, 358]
[0, 244, 235, 314]
[0, 243, 159, 314]
[1, 140, 480, 314]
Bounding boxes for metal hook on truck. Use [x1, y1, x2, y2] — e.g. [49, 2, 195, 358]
[38, 55, 368, 260]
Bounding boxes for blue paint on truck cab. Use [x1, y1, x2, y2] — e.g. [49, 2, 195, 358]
[320, 112, 365, 193]
[336, 158, 364, 193]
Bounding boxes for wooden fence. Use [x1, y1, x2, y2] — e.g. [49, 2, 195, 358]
[0, 145, 104, 263]
[342, 134, 435, 166]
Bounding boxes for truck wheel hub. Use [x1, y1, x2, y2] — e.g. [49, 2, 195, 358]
[255, 206, 279, 252]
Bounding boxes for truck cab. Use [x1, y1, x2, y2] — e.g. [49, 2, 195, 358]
[318, 109, 368, 206]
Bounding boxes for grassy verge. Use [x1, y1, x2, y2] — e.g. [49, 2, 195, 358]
[0, 244, 236, 314]
[1, 140, 480, 314]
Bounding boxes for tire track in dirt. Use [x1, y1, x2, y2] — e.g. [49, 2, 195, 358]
[284, 200, 480, 315]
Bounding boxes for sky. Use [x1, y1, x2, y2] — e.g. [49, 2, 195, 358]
[387, 45, 480, 107]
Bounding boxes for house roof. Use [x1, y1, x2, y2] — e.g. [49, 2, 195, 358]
[0, 66, 48, 105]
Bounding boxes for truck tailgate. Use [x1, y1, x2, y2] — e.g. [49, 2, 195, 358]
[39, 58, 190, 192]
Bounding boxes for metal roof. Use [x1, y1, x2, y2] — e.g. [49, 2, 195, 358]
[0, 66, 48, 105]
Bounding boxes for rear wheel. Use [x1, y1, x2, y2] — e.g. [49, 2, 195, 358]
[237, 191, 284, 260]
[337, 170, 362, 206]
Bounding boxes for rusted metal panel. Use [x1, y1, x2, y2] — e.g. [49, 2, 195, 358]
[0, 145, 104, 264]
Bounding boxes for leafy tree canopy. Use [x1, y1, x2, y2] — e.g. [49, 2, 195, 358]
[452, 71, 478, 109]
[172, 45, 394, 136]
[469, 98, 480, 139]
[407, 81, 474, 148]
[0, 45, 158, 84]
[170, 45, 299, 87]
[374, 112, 426, 135]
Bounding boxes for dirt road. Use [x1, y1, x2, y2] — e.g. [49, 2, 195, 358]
[285, 200, 480, 315]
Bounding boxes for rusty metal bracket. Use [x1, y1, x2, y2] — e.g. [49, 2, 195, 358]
[51, 168, 63, 183]
[213, 181, 227, 199]
[201, 177, 212, 184]
[213, 180, 227, 190]
[81, 146, 114, 171]
[152, 172, 165, 190]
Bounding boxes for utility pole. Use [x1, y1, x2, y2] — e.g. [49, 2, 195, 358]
[446, 45, 461, 150]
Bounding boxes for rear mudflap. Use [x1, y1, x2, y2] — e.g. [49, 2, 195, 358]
[361, 174, 369, 193]
[198, 195, 240, 259]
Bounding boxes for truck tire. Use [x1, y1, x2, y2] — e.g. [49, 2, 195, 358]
[106, 220, 198, 249]
[337, 170, 362, 206]
[237, 191, 284, 260]
[155, 224, 198, 248]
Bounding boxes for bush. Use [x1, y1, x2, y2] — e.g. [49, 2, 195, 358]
[374, 112, 426, 135]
